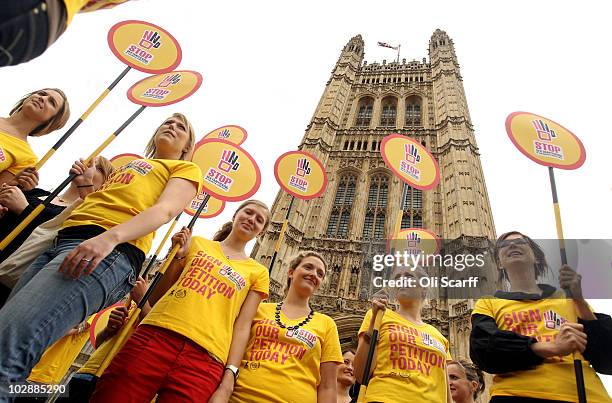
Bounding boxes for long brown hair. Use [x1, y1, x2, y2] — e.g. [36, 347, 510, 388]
[144, 113, 195, 161]
[494, 231, 549, 283]
[213, 200, 271, 242]
[10, 88, 70, 136]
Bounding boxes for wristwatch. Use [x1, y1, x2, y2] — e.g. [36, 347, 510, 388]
[225, 364, 239, 381]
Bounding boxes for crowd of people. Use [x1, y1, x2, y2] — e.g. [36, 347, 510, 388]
[0, 86, 610, 403]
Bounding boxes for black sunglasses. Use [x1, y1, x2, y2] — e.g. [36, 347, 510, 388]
[498, 237, 529, 249]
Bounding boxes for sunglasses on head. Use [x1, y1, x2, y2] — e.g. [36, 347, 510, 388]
[498, 237, 529, 249]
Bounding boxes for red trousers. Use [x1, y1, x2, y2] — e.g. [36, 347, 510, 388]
[90, 325, 224, 403]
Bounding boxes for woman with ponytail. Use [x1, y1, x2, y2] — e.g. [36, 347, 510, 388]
[447, 359, 485, 403]
[90, 200, 271, 403]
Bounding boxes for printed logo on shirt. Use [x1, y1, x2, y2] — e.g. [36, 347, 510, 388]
[125, 160, 154, 175]
[543, 309, 568, 330]
[124, 30, 162, 65]
[173, 250, 238, 301]
[285, 327, 317, 349]
[288, 158, 311, 193]
[400, 144, 421, 181]
[0, 147, 5, 162]
[388, 324, 446, 376]
[500, 308, 563, 349]
[420, 331, 446, 355]
[243, 361, 261, 371]
[169, 289, 187, 299]
[247, 319, 308, 365]
[532, 119, 564, 160]
[100, 161, 149, 189]
[217, 264, 246, 291]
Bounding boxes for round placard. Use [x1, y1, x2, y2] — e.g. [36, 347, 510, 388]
[202, 125, 248, 145]
[191, 139, 261, 202]
[184, 191, 225, 219]
[109, 153, 143, 169]
[505, 112, 586, 170]
[387, 228, 441, 256]
[108, 20, 181, 74]
[381, 134, 440, 191]
[273, 151, 327, 200]
[127, 70, 202, 107]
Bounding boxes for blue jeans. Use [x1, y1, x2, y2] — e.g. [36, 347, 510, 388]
[0, 238, 136, 398]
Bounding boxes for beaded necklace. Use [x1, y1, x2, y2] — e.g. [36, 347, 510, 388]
[274, 301, 314, 331]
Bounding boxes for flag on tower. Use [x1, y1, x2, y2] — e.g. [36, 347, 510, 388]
[377, 41, 399, 50]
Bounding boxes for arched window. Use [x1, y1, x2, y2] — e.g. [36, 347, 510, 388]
[355, 97, 373, 127]
[362, 174, 388, 240]
[327, 174, 357, 238]
[400, 185, 423, 229]
[405, 96, 422, 126]
[380, 96, 397, 127]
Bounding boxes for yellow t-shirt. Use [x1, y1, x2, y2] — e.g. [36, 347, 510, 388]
[63, 0, 129, 24]
[79, 303, 136, 376]
[357, 309, 451, 403]
[62, 0, 88, 24]
[231, 303, 343, 403]
[28, 317, 94, 384]
[0, 131, 37, 176]
[62, 159, 202, 255]
[473, 294, 612, 402]
[142, 237, 269, 363]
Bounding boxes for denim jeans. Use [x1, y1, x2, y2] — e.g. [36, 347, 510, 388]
[0, 0, 48, 67]
[0, 238, 136, 400]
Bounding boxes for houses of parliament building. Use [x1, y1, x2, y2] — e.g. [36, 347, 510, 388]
[252, 29, 499, 364]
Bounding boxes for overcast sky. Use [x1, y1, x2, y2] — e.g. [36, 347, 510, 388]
[2, 0, 611, 392]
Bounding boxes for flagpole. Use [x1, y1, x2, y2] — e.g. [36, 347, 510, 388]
[269, 194, 295, 274]
[397, 45, 400, 63]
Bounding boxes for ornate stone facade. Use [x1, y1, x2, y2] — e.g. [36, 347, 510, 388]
[252, 30, 498, 396]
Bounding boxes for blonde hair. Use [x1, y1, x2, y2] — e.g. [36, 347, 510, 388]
[284, 251, 327, 293]
[10, 88, 70, 136]
[144, 113, 195, 160]
[94, 156, 114, 185]
[213, 199, 271, 242]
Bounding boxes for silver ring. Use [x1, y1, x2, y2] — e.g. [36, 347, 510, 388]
[81, 258, 92, 262]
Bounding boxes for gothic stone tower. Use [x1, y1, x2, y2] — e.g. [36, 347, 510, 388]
[252, 30, 497, 361]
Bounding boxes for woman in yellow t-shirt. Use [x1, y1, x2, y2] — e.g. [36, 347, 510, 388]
[91, 200, 272, 403]
[0, 113, 202, 384]
[230, 252, 343, 403]
[470, 231, 612, 403]
[0, 88, 70, 185]
[354, 265, 452, 403]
